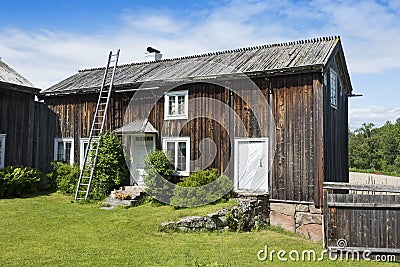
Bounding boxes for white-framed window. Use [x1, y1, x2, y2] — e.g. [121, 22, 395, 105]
[0, 134, 6, 169]
[164, 90, 189, 120]
[80, 138, 89, 168]
[330, 68, 338, 108]
[162, 137, 190, 176]
[54, 138, 74, 165]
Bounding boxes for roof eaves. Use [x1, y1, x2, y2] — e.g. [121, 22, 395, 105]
[0, 81, 40, 94]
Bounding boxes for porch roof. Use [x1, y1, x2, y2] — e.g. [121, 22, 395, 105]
[114, 119, 158, 134]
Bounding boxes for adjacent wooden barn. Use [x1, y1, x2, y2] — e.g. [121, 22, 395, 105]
[0, 59, 40, 169]
[40, 36, 353, 209]
[0, 59, 59, 171]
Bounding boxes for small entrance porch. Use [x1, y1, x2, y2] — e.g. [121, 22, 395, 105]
[114, 119, 157, 186]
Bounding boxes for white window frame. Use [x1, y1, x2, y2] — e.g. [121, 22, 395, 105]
[0, 134, 6, 169]
[164, 90, 189, 120]
[79, 138, 89, 168]
[330, 68, 338, 109]
[162, 137, 190, 176]
[54, 138, 74, 165]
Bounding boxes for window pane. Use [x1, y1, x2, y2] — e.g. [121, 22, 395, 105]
[0, 137, 3, 164]
[178, 95, 185, 114]
[169, 96, 176, 115]
[166, 142, 175, 167]
[177, 142, 187, 171]
[330, 70, 337, 106]
[57, 142, 65, 162]
[65, 142, 72, 163]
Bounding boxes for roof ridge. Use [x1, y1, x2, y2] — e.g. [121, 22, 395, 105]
[78, 36, 340, 73]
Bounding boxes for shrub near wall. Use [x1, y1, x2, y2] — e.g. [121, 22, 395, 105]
[170, 169, 233, 207]
[48, 162, 80, 195]
[0, 166, 50, 198]
[90, 132, 128, 200]
[143, 150, 175, 203]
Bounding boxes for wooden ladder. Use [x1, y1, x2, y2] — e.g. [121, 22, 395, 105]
[74, 49, 120, 202]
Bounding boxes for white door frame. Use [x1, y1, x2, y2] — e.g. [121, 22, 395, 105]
[129, 133, 156, 185]
[234, 138, 269, 193]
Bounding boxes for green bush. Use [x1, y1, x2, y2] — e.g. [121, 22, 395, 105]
[170, 169, 233, 207]
[143, 150, 175, 203]
[49, 162, 80, 195]
[0, 166, 49, 198]
[49, 132, 128, 200]
[90, 131, 129, 200]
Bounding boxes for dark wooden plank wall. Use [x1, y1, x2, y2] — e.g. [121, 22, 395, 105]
[324, 55, 349, 184]
[0, 88, 36, 167]
[269, 73, 323, 203]
[326, 193, 400, 251]
[45, 71, 351, 204]
[123, 81, 270, 177]
[32, 102, 60, 172]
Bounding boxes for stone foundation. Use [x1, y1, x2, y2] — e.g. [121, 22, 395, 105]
[160, 195, 269, 232]
[269, 202, 323, 242]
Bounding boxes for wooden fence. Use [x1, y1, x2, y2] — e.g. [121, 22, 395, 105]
[323, 182, 400, 254]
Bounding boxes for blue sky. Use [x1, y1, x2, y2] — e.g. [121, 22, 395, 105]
[1, 0, 399, 129]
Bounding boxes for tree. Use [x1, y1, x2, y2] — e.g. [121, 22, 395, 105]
[349, 120, 400, 175]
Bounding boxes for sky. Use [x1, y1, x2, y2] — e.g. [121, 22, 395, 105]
[0, 0, 399, 130]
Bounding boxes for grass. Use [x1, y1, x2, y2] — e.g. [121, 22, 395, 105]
[0, 193, 398, 266]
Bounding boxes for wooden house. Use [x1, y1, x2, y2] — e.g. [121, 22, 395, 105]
[0, 59, 40, 168]
[40, 36, 352, 208]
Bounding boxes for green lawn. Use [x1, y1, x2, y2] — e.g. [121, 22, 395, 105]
[0, 193, 397, 267]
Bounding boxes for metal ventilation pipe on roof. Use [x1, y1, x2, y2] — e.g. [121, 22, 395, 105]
[145, 47, 162, 62]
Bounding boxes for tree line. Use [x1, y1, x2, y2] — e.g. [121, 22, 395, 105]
[349, 118, 400, 175]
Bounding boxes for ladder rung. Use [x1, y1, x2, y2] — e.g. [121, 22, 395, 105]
[75, 50, 119, 202]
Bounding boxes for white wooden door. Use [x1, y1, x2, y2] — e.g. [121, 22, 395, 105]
[130, 134, 155, 186]
[234, 138, 268, 192]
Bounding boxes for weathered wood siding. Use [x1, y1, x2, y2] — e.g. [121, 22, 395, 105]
[32, 102, 60, 172]
[269, 73, 324, 203]
[44, 70, 349, 204]
[324, 56, 349, 184]
[324, 184, 400, 255]
[0, 87, 36, 167]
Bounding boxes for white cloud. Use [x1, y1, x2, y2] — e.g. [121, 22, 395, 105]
[309, 0, 400, 73]
[1, 0, 400, 89]
[349, 104, 400, 130]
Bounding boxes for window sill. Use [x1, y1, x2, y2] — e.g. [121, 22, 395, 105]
[174, 171, 190, 176]
[164, 115, 188, 120]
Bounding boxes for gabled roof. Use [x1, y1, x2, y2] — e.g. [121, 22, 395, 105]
[114, 119, 158, 134]
[0, 59, 38, 94]
[42, 36, 352, 96]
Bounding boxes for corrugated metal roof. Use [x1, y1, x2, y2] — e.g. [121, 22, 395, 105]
[43, 36, 342, 95]
[0, 59, 34, 88]
[114, 119, 158, 134]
